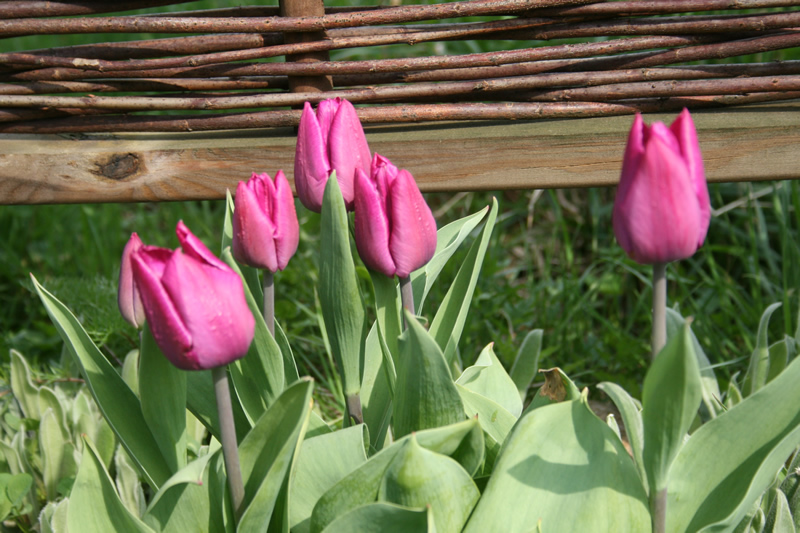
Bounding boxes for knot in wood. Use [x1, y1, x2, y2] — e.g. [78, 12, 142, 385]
[96, 153, 140, 180]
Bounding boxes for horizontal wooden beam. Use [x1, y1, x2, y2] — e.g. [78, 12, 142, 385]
[1, 102, 799, 204]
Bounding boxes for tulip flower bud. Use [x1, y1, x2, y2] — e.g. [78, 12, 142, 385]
[354, 154, 437, 278]
[118, 232, 145, 328]
[131, 223, 255, 370]
[232, 171, 300, 272]
[294, 98, 372, 212]
[612, 109, 711, 264]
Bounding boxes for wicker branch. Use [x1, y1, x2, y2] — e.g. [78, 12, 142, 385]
[531, 0, 800, 16]
[0, 0, 193, 19]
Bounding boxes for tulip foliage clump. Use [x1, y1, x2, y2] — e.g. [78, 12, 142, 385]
[7, 100, 800, 533]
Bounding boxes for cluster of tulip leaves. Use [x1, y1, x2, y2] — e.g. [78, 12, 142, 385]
[11, 176, 800, 532]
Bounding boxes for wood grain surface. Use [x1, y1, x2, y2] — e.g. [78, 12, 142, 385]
[1, 102, 799, 204]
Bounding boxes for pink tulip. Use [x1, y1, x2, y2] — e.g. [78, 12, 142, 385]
[131, 222, 255, 370]
[294, 98, 372, 212]
[232, 171, 299, 272]
[612, 109, 711, 264]
[354, 154, 437, 278]
[118, 232, 145, 328]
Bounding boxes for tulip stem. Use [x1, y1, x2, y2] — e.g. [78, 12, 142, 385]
[212, 366, 245, 522]
[263, 270, 275, 336]
[400, 275, 415, 330]
[652, 262, 667, 361]
[653, 487, 667, 533]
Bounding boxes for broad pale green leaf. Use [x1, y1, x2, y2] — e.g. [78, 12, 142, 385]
[185, 370, 250, 443]
[33, 276, 171, 489]
[597, 381, 647, 490]
[38, 387, 66, 432]
[68, 439, 154, 533]
[642, 324, 702, 494]
[361, 322, 394, 451]
[371, 271, 402, 367]
[463, 394, 650, 533]
[40, 408, 70, 501]
[667, 357, 800, 533]
[379, 434, 480, 533]
[765, 489, 796, 533]
[457, 343, 522, 418]
[457, 384, 515, 471]
[666, 308, 721, 420]
[743, 302, 782, 397]
[223, 249, 285, 424]
[140, 325, 187, 473]
[115, 447, 146, 519]
[310, 419, 483, 533]
[509, 329, 543, 400]
[275, 320, 300, 387]
[319, 173, 367, 400]
[322, 502, 431, 533]
[121, 349, 140, 395]
[767, 337, 794, 384]
[237, 380, 313, 532]
[393, 311, 465, 438]
[290, 425, 369, 533]
[9, 350, 40, 421]
[39, 498, 69, 533]
[429, 197, 498, 366]
[0, 472, 32, 521]
[411, 205, 489, 312]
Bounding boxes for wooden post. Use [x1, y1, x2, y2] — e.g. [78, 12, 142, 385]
[279, 0, 333, 94]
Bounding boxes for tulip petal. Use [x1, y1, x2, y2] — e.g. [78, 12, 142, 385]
[389, 170, 437, 278]
[161, 251, 255, 369]
[329, 99, 372, 208]
[295, 102, 332, 212]
[354, 168, 396, 277]
[617, 114, 646, 206]
[132, 248, 195, 369]
[232, 178, 279, 272]
[671, 108, 711, 246]
[273, 170, 300, 271]
[176, 220, 228, 270]
[118, 233, 145, 328]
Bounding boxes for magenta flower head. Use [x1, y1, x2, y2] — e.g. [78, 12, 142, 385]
[294, 98, 372, 212]
[354, 154, 437, 278]
[232, 171, 300, 272]
[118, 232, 145, 328]
[131, 221, 255, 370]
[612, 108, 711, 264]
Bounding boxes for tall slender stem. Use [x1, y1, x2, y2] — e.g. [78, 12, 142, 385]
[400, 275, 415, 330]
[263, 270, 275, 336]
[653, 487, 667, 533]
[212, 366, 245, 521]
[652, 262, 667, 361]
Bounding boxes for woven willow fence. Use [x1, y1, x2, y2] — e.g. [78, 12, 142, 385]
[1, 0, 800, 133]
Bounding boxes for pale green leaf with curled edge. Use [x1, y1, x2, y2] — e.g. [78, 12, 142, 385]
[429, 198, 498, 367]
[523, 367, 582, 414]
[319, 172, 367, 399]
[642, 323, 702, 495]
[379, 434, 479, 533]
[322, 502, 432, 533]
[410, 205, 489, 313]
[237, 379, 313, 532]
[457, 343, 522, 418]
[743, 302, 782, 397]
[139, 325, 187, 474]
[393, 310, 465, 439]
[290, 425, 369, 533]
[597, 381, 646, 491]
[463, 394, 650, 533]
[67, 438, 154, 533]
[33, 275, 171, 489]
[10, 350, 40, 421]
[509, 329, 543, 400]
[310, 418, 483, 533]
[667, 357, 800, 533]
[457, 384, 515, 472]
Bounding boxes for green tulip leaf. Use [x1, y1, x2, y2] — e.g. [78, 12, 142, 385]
[140, 324, 188, 473]
[319, 172, 367, 401]
[121, 349, 140, 396]
[0, 472, 32, 522]
[39, 498, 69, 533]
[370, 270, 402, 368]
[429, 197, 498, 368]
[523, 367, 582, 414]
[9, 350, 40, 421]
[33, 275, 171, 489]
[509, 329, 544, 400]
[597, 381, 646, 490]
[463, 394, 650, 533]
[68, 438, 155, 533]
[222, 249, 285, 423]
[457, 343, 522, 418]
[321, 502, 432, 533]
[237, 379, 314, 532]
[411, 205, 490, 313]
[765, 489, 795, 533]
[185, 370, 250, 443]
[667, 356, 800, 532]
[290, 424, 369, 533]
[743, 302, 782, 397]
[642, 323, 702, 496]
[310, 418, 483, 533]
[393, 310, 465, 439]
[379, 434, 480, 533]
[275, 320, 301, 386]
[361, 322, 394, 451]
[457, 384, 515, 472]
[767, 337, 795, 384]
[40, 407, 70, 501]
